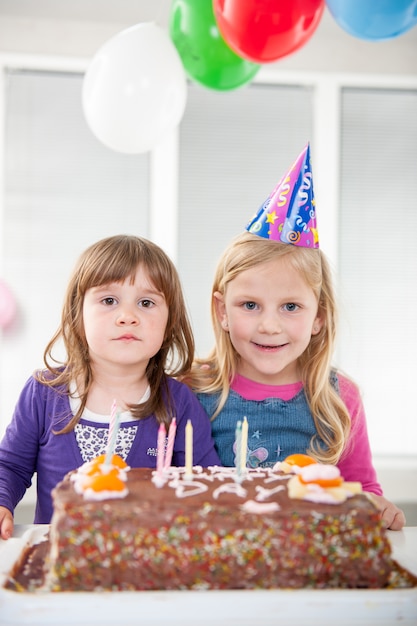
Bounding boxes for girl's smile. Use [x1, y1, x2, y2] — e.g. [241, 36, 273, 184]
[252, 342, 286, 351]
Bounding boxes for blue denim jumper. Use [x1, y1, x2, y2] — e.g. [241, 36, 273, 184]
[197, 374, 338, 468]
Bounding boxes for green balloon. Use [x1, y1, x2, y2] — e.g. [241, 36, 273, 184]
[169, 0, 260, 91]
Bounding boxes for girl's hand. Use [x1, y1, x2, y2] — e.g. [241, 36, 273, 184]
[0, 506, 14, 540]
[369, 494, 406, 530]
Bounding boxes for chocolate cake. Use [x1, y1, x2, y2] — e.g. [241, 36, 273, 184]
[39, 459, 398, 591]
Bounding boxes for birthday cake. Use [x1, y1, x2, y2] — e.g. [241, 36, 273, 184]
[15, 453, 405, 591]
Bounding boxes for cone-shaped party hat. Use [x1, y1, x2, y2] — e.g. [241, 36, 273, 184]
[246, 143, 319, 248]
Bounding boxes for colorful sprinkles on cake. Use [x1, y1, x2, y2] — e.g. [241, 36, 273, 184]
[48, 499, 392, 591]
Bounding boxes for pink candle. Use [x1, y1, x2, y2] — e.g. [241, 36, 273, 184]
[163, 417, 177, 471]
[105, 400, 120, 466]
[156, 423, 167, 477]
[107, 399, 117, 449]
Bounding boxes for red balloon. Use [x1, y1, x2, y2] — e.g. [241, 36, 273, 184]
[213, 0, 325, 63]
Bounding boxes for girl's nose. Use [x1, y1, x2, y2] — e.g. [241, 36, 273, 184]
[258, 313, 282, 334]
[116, 306, 139, 325]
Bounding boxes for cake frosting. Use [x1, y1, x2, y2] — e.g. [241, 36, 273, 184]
[38, 455, 398, 591]
[70, 453, 129, 500]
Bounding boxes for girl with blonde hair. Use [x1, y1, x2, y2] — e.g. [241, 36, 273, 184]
[190, 145, 404, 530]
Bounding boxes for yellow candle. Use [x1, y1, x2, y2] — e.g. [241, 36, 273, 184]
[185, 419, 193, 478]
[240, 416, 248, 473]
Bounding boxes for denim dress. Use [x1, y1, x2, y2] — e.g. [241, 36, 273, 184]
[197, 378, 336, 468]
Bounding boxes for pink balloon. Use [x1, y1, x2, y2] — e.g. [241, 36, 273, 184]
[0, 279, 17, 329]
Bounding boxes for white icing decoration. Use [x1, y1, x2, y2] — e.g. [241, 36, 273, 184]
[73, 478, 87, 494]
[241, 500, 280, 514]
[212, 482, 248, 500]
[254, 485, 285, 501]
[302, 489, 341, 505]
[272, 460, 300, 474]
[243, 469, 265, 480]
[197, 472, 215, 482]
[207, 466, 238, 481]
[264, 473, 292, 484]
[152, 473, 167, 488]
[174, 480, 209, 498]
[299, 463, 340, 482]
[81, 487, 129, 501]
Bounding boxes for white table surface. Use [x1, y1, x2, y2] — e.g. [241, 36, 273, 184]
[0, 525, 416, 626]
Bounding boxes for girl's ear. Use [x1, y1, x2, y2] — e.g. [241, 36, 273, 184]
[213, 291, 229, 330]
[311, 314, 324, 335]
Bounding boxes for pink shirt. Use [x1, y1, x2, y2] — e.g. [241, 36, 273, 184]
[231, 373, 382, 495]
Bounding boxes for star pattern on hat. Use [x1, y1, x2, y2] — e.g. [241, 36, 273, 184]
[266, 211, 278, 224]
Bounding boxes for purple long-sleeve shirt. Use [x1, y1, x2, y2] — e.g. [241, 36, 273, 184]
[0, 375, 221, 523]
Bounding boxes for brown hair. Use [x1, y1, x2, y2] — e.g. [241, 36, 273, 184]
[36, 234, 194, 432]
[190, 232, 351, 464]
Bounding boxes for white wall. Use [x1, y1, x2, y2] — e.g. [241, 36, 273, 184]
[0, 9, 416, 75]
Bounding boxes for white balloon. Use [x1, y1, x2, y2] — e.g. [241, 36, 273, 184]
[82, 22, 187, 154]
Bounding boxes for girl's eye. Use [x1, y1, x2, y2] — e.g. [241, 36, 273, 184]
[139, 299, 155, 308]
[101, 297, 117, 306]
[243, 301, 258, 311]
[284, 303, 298, 312]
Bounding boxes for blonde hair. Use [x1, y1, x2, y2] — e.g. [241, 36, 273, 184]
[36, 234, 195, 432]
[191, 232, 351, 464]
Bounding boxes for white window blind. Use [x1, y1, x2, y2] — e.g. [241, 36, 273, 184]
[0, 69, 149, 433]
[338, 87, 417, 456]
[178, 81, 314, 357]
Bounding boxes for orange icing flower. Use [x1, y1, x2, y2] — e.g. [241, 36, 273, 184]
[287, 463, 362, 503]
[283, 454, 317, 468]
[72, 456, 130, 500]
[298, 463, 343, 488]
[299, 475, 343, 488]
[90, 454, 128, 469]
[82, 454, 128, 478]
[84, 472, 127, 493]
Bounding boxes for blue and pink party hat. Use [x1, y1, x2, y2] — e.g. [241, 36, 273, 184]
[246, 143, 319, 248]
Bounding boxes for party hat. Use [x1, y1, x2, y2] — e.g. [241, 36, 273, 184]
[246, 143, 319, 248]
